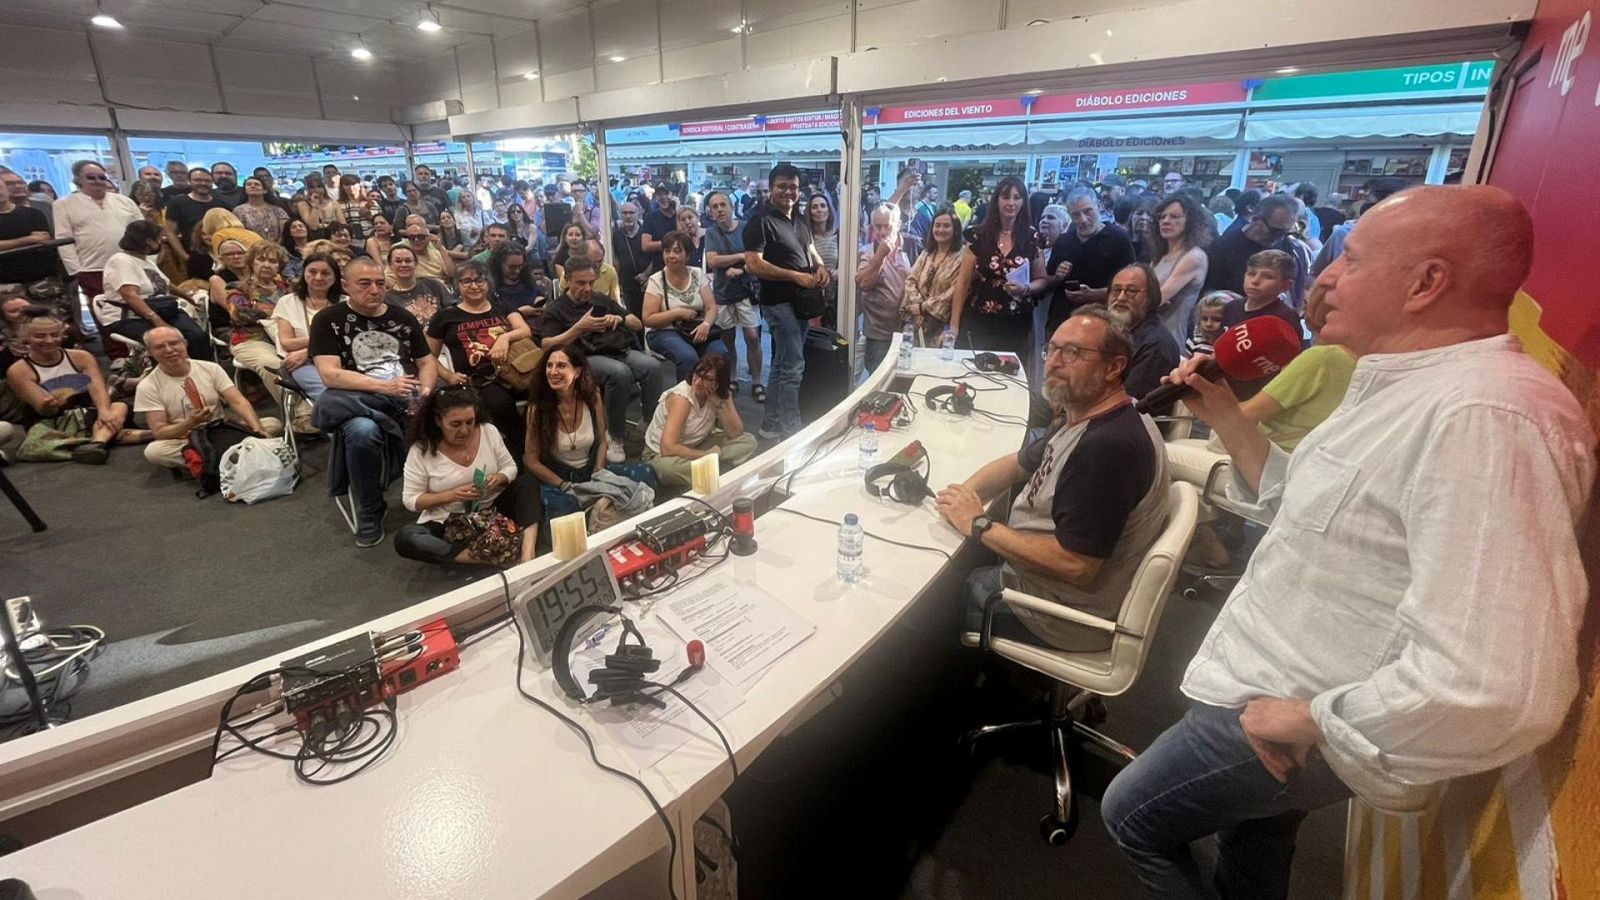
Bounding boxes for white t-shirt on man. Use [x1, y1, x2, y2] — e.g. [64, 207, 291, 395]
[133, 359, 234, 421]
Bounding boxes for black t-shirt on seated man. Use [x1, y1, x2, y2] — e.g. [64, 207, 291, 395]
[308, 301, 430, 381]
[0, 205, 58, 283]
[427, 305, 512, 378]
[535, 291, 635, 357]
[741, 202, 813, 307]
[1006, 401, 1169, 652]
[1045, 224, 1136, 333]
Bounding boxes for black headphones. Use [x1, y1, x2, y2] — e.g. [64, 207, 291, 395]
[924, 383, 975, 415]
[864, 461, 932, 505]
[972, 352, 1021, 375]
[552, 605, 667, 708]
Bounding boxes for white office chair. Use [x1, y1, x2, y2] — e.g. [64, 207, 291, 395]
[960, 481, 1200, 844]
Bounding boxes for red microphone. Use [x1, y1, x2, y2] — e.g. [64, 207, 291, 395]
[686, 640, 706, 670]
[1135, 316, 1302, 414]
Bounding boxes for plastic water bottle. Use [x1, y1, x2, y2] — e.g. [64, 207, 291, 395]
[836, 513, 864, 583]
[858, 421, 879, 469]
[939, 329, 957, 361]
[896, 323, 915, 372]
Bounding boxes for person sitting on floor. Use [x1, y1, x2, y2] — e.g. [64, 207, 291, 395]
[5, 312, 148, 464]
[133, 325, 278, 470]
[308, 256, 438, 548]
[522, 344, 656, 524]
[642, 353, 757, 491]
[535, 255, 672, 464]
[397, 385, 541, 566]
[937, 305, 1169, 652]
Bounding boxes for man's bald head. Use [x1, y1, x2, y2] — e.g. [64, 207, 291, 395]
[1362, 184, 1532, 307]
[143, 325, 183, 348]
[1315, 185, 1533, 355]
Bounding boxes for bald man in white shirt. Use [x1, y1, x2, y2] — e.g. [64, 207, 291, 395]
[1101, 185, 1595, 899]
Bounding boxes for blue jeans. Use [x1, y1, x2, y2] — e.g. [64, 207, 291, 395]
[761, 302, 805, 436]
[863, 336, 891, 375]
[586, 349, 673, 441]
[962, 565, 1045, 644]
[286, 362, 326, 400]
[647, 329, 724, 382]
[339, 417, 388, 521]
[1101, 702, 1352, 900]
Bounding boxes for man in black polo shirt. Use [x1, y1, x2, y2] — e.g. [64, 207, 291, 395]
[742, 162, 830, 439]
[1203, 193, 1306, 307]
[534, 256, 671, 463]
[1045, 186, 1136, 337]
[938, 305, 1169, 651]
[640, 184, 679, 271]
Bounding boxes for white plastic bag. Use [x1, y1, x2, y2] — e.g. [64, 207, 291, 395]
[219, 437, 298, 504]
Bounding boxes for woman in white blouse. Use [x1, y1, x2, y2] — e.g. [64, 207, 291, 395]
[397, 385, 541, 565]
[642, 230, 720, 382]
[270, 251, 342, 399]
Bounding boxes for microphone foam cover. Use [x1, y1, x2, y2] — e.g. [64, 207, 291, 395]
[687, 640, 706, 669]
[1212, 316, 1302, 382]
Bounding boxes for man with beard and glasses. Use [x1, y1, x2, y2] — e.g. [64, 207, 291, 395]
[937, 304, 1169, 651]
[1104, 262, 1181, 413]
[209, 162, 245, 209]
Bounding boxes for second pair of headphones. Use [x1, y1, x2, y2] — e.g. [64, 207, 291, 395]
[925, 383, 975, 416]
[972, 352, 1021, 375]
[865, 462, 932, 505]
[553, 606, 703, 708]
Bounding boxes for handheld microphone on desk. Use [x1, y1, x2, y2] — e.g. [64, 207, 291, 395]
[1134, 316, 1302, 415]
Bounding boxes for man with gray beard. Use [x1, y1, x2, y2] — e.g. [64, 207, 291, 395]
[1105, 263, 1181, 414]
[938, 305, 1170, 651]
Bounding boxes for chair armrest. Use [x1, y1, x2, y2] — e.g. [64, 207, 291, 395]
[978, 587, 1142, 653]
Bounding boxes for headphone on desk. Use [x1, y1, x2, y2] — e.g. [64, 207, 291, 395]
[972, 352, 1021, 376]
[553, 605, 700, 708]
[924, 383, 975, 416]
[864, 462, 933, 505]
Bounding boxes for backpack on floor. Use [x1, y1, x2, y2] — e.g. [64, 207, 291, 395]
[182, 421, 253, 498]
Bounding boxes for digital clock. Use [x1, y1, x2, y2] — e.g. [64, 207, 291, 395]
[511, 551, 622, 668]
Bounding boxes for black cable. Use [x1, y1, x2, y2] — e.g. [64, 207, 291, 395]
[675, 495, 734, 536]
[643, 680, 739, 783]
[769, 506, 953, 561]
[497, 570, 683, 900]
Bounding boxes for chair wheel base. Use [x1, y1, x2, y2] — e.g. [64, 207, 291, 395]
[1040, 811, 1077, 846]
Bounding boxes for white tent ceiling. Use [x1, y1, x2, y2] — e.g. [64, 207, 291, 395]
[0, 0, 589, 60]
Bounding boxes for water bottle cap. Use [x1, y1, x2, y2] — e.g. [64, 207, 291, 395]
[863, 422, 876, 432]
[844, 513, 858, 525]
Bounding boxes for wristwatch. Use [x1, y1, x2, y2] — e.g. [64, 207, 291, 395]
[970, 515, 995, 541]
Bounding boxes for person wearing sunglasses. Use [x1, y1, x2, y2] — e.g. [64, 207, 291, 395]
[1199, 192, 1305, 307]
[52, 160, 142, 337]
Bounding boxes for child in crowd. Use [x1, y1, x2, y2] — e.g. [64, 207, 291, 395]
[1220, 249, 1304, 399]
[1186, 290, 1233, 357]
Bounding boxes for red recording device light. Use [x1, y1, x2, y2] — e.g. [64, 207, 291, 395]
[730, 497, 755, 539]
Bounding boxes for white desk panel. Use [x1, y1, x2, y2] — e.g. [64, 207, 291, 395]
[1, 347, 1033, 899]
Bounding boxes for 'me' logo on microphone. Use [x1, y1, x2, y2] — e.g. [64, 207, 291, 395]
[1229, 324, 1285, 377]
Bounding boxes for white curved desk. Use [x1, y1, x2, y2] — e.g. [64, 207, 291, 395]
[0, 345, 1030, 899]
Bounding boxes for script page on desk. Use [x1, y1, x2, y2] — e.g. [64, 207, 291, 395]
[572, 619, 743, 770]
[656, 580, 816, 688]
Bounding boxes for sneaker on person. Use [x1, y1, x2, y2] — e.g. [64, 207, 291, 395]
[356, 520, 385, 548]
[606, 439, 625, 464]
[71, 442, 109, 465]
[757, 425, 783, 440]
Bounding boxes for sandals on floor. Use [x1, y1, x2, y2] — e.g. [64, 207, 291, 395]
[751, 384, 766, 402]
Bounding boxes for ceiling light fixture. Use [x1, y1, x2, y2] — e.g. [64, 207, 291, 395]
[351, 42, 373, 61]
[418, 6, 442, 32]
[1025, 88, 1044, 95]
[607, 54, 626, 63]
[523, 70, 539, 80]
[1276, 66, 1300, 74]
[352, 94, 360, 100]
